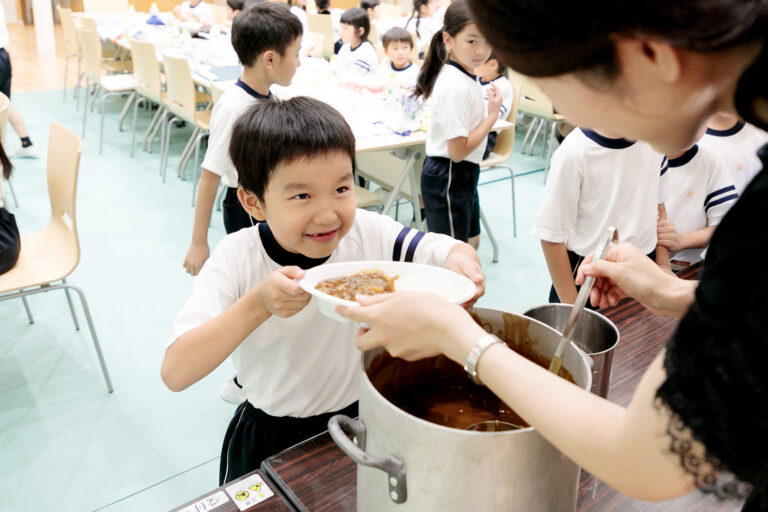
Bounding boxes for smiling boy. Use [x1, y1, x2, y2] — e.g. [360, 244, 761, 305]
[161, 97, 484, 485]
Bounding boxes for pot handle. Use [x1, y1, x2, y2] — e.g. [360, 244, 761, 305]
[328, 415, 407, 504]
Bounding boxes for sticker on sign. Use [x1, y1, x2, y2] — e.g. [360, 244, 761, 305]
[176, 490, 229, 512]
[225, 474, 274, 511]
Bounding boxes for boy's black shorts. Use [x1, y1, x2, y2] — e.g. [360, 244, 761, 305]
[222, 187, 258, 234]
[0, 48, 12, 98]
[421, 156, 480, 242]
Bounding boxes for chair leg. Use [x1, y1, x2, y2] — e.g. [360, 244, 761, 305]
[521, 116, 537, 154]
[63, 52, 74, 101]
[501, 166, 517, 238]
[177, 128, 200, 179]
[145, 105, 165, 153]
[63, 283, 114, 393]
[479, 206, 499, 263]
[117, 92, 136, 132]
[62, 278, 81, 331]
[98, 90, 107, 154]
[21, 296, 34, 324]
[82, 78, 90, 138]
[161, 116, 177, 181]
[529, 119, 544, 155]
[130, 95, 141, 158]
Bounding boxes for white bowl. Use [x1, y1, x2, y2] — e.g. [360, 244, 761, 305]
[300, 261, 476, 323]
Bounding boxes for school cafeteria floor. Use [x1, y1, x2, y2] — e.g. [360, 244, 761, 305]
[0, 24, 552, 512]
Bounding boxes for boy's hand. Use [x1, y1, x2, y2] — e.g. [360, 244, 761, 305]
[258, 266, 311, 318]
[445, 249, 485, 309]
[183, 242, 210, 276]
[657, 219, 680, 252]
[486, 82, 503, 119]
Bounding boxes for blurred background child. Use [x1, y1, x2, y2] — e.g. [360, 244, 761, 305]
[405, 0, 441, 59]
[475, 52, 513, 159]
[337, 8, 378, 76]
[379, 27, 419, 91]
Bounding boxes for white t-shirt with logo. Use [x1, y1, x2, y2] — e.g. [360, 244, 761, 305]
[698, 121, 768, 194]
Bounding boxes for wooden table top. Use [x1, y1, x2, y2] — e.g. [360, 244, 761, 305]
[259, 266, 742, 511]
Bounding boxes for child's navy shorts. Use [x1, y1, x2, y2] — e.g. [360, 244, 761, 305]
[222, 187, 258, 235]
[421, 156, 481, 242]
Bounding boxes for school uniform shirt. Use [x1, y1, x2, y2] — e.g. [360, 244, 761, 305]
[404, 15, 442, 56]
[426, 61, 487, 164]
[169, 208, 460, 418]
[201, 79, 270, 188]
[665, 144, 738, 264]
[180, 1, 213, 24]
[532, 128, 668, 256]
[379, 58, 419, 91]
[337, 40, 379, 76]
[483, 75, 514, 121]
[698, 121, 768, 194]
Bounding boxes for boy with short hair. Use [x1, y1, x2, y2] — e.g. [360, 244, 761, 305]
[475, 52, 514, 159]
[379, 27, 419, 91]
[162, 97, 484, 485]
[183, 3, 303, 276]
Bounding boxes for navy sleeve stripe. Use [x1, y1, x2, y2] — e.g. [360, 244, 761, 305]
[660, 165, 668, 176]
[704, 193, 739, 211]
[354, 60, 371, 71]
[404, 231, 426, 263]
[704, 185, 737, 206]
[392, 226, 410, 261]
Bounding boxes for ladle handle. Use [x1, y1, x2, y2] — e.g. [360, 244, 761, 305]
[328, 415, 408, 504]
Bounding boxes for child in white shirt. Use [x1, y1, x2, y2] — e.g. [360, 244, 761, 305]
[405, 0, 442, 58]
[475, 52, 513, 159]
[657, 141, 738, 268]
[163, 97, 483, 486]
[379, 27, 420, 91]
[173, 0, 213, 25]
[532, 128, 670, 305]
[698, 112, 768, 194]
[337, 7, 379, 76]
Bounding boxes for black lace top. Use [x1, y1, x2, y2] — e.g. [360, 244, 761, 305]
[656, 146, 768, 511]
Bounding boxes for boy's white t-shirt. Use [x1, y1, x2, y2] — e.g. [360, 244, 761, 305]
[180, 0, 213, 23]
[426, 62, 487, 164]
[379, 58, 420, 91]
[698, 121, 768, 194]
[483, 75, 514, 121]
[169, 209, 460, 418]
[532, 128, 668, 256]
[337, 40, 379, 76]
[201, 80, 270, 188]
[404, 15, 441, 55]
[664, 144, 738, 263]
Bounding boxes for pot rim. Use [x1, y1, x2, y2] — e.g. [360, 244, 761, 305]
[523, 303, 621, 357]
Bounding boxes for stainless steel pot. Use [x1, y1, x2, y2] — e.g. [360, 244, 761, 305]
[328, 308, 592, 511]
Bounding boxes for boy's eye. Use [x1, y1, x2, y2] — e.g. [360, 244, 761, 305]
[292, 193, 310, 200]
[335, 186, 349, 194]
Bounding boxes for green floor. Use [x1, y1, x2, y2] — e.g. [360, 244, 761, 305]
[0, 89, 551, 511]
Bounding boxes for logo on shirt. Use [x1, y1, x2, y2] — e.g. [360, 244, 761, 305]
[685, 190, 695, 199]
[736, 164, 744, 172]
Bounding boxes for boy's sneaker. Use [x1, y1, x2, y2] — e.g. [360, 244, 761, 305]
[10, 144, 40, 159]
[220, 376, 246, 404]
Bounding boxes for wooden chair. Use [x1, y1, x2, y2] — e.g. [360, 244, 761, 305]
[57, 6, 82, 103]
[0, 92, 17, 208]
[159, 54, 212, 203]
[379, 3, 403, 17]
[82, 0, 129, 11]
[308, 13, 334, 59]
[306, 32, 326, 59]
[0, 122, 113, 393]
[355, 185, 384, 211]
[210, 4, 228, 24]
[78, 28, 136, 154]
[368, 20, 380, 47]
[128, 39, 167, 158]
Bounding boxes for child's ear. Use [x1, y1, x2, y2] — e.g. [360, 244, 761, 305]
[237, 187, 267, 221]
[357, 26, 365, 38]
[261, 49, 276, 70]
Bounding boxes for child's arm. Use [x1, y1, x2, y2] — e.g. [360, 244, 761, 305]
[183, 169, 221, 276]
[161, 266, 309, 392]
[446, 82, 503, 162]
[655, 204, 672, 271]
[541, 241, 578, 304]
[443, 242, 485, 308]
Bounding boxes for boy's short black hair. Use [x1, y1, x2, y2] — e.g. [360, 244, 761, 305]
[230, 97, 357, 202]
[360, 0, 380, 10]
[226, 0, 244, 10]
[231, 3, 303, 67]
[487, 51, 506, 75]
[381, 27, 413, 49]
[340, 8, 370, 41]
[316, 0, 330, 10]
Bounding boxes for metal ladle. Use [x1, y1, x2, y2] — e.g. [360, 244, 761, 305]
[548, 226, 619, 375]
[465, 420, 522, 432]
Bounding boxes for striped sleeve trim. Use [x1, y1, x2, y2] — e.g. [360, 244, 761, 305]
[704, 185, 736, 207]
[392, 226, 410, 261]
[704, 193, 739, 212]
[660, 157, 668, 176]
[404, 231, 426, 262]
[354, 59, 371, 71]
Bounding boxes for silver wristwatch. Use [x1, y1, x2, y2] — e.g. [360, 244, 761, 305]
[464, 333, 504, 385]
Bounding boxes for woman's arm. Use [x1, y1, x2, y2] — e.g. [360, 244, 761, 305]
[541, 240, 578, 303]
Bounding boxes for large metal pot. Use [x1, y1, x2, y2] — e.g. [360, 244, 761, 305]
[328, 308, 592, 511]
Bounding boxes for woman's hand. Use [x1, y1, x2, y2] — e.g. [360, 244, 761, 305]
[657, 219, 681, 252]
[575, 242, 696, 318]
[336, 291, 483, 363]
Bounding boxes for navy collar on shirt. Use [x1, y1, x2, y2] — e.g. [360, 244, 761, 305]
[479, 75, 504, 86]
[391, 61, 413, 72]
[446, 60, 479, 81]
[258, 222, 331, 269]
[706, 121, 745, 137]
[235, 79, 271, 100]
[351, 40, 370, 52]
[668, 144, 699, 168]
[580, 128, 635, 149]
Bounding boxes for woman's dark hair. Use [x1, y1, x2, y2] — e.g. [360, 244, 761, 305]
[231, 2, 303, 66]
[229, 97, 356, 202]
[466, 0, 768, 129]
[413, 0, 473, 99]
[340, 8, 370, 42]
[382, 27, 413, 50]
[406, 0, 429, 40]
[0, 142, 12, 181]
[360, 0, 379, 11]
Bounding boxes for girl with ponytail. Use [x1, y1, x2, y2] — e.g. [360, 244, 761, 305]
[415, 0, 501, 248]
[0, 141, 19, 274]
[404, 0, 441, 58]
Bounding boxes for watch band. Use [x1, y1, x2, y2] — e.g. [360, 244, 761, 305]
[464, 333, 504, 385]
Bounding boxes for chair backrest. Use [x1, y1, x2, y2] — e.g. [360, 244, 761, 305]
[129, 39, 163, 103]
[83, 0, 129, 12]
[368, 20, 380, 46]
[57, 6, 80, 55]
[306, 31, 325, 59]
[81, 16, 98, 32]
[379, 4, 402, 18]
[490, 82, 523, 159]
[163, 54, 198, 123]
[0, 92, 9, 147]
[210, 4, 228, 24]
[308, 13, 334, 59]
[355, 144, 426, 200]
[210, 81, 227, 104]
[77, 28, 103, 80]
[508, 69, 555, 119]
[47, 122, 84, 270]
